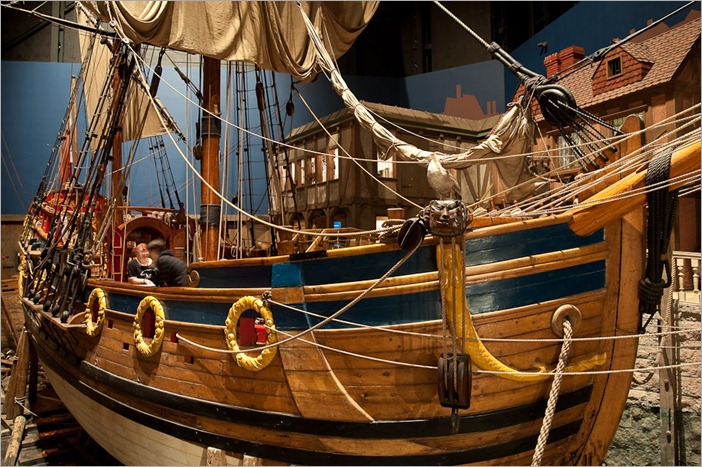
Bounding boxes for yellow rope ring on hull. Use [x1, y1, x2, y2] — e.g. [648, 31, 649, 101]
[133, 296, 165, 357]
[225, 296, 278, 372]
[85, 288, 107, 337]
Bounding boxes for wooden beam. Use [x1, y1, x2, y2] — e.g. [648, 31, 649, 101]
[568, 141, 700, 236]
[2, 415, 26, 466]
[6, 329, 30, 420]
[242, 454, 263, 466]
[201, 56, 222, 262]
[659, 240, 682, 465]
[1, 297, 19, 348]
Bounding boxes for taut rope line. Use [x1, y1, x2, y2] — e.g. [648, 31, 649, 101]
[531, 319, 573, 466]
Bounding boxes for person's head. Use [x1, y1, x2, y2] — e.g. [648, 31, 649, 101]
[147, 238, 167, 261]
[132, 243, 150, 263]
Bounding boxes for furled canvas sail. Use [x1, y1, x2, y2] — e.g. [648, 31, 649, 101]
[76, 5, 172, 143]
[80, 1, 379, 81]
[297, 6, 537, 200]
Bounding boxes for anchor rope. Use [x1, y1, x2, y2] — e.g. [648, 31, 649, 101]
[477, 361, 700, 377]
[531, 319, 573, 466]
[177, 317, 700, 374]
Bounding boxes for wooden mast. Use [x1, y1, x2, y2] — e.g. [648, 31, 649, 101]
[111, 42, 125, 226]
[201, 57, 222, 262]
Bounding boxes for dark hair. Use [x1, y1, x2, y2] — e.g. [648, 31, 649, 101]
[147, 238, 167, 253]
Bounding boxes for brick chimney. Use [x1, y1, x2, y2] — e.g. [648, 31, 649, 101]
[544, 45, 585, 78]
[544, 52, 561, 78]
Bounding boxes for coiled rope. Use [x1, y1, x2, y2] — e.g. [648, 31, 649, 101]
[531, 319, 573, 466]
[639, 147, 679, 332]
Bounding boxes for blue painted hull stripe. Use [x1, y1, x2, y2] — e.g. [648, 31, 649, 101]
[195, 224, 604, 289]
[105, 259, 605, 330]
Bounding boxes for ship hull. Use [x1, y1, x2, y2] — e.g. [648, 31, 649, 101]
[21, 213, 642, 465]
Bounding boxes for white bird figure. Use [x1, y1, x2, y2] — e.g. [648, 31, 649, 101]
[426, 153, 461, 200]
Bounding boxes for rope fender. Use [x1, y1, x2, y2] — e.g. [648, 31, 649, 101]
[84, 287, 107, 337]
[225, 296, 278, 372]
[133, 296, 165, 357]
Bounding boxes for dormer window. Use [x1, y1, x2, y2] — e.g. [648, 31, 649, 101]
[607, 57, 622, 77]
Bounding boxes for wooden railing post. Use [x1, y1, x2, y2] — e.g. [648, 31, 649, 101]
[692, 256, 700, 293]
[672, 251, 701, 302]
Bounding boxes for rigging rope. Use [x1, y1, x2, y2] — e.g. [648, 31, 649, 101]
[265, 297, 700, 343]
[294, 87, 424, 210]
[118, 36, 404, 239]
[554, 1, 698, 81]
[531, 319, 572, 466]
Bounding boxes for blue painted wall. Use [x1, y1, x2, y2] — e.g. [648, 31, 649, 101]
[2, 61, 74, 215]
[406, 60, 505, 116]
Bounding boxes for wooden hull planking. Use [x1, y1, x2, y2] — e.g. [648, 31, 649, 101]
[21, 213, 642, 465]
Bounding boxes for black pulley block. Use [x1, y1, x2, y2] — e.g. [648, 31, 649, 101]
[536, 84, 578, 127]
[397, 217, 427, 250]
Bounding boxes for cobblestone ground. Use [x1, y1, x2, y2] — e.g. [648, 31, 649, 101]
[604, 301, 701, 466]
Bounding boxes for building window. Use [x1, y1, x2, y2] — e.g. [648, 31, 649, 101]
[607, 57, 621, 77]
[321, 149, 339, 183]
[325, 147, 339, 181]
[321, 153, 328, 183]
[307, 157, 316, 185]
[279, 164, 288, 191]
[377, 151, 395, 178]
[375, 215, 388, 230]
[557, 132, 582, 168]
[289, 162, 297, 189]
[300, 159, 305, 185]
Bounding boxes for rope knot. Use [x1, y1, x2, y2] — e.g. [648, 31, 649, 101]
[261, 290, 272, 307]
[638, 277, 665, 310]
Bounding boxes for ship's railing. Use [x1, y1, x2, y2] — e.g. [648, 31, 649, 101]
[278, 227, 376, 255]
[673, 250, 701, 304]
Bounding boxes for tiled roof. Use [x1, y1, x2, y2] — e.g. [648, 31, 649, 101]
[619, 41, 652, 63]
[556, 16, 700, 109]
[288, 101, 500, 141]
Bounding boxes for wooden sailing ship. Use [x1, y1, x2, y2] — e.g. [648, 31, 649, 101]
[13, 2, 701, 465]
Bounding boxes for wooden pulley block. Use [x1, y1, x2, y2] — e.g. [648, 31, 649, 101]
[438, 353, 471, 409]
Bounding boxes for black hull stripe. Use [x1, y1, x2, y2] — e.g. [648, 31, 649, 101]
[31, 328, 585, 464]
[79, 359, 591, 438]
